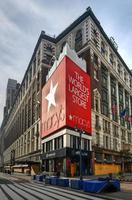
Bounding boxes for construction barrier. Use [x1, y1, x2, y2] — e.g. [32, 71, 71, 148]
[70, 180, 83, 190]
[35, 175, 44, 181]
[51, 177, 59, 185]
[45, 177, 52, 184]
[83, 179, 120, 193]
[58, 178, 69, 187]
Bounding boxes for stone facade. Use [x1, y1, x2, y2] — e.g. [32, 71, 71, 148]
[0, 7, 132, 175]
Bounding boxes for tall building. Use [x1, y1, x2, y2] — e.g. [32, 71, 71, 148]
[0, 7, 132, 175]
[4, 79, 20, 118]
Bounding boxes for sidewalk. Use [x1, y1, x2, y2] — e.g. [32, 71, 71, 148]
[7, 173, 114, 182]
[0, 172, 32, 182]
[4, 172, 132, 182]
[2, 172, 132, 188]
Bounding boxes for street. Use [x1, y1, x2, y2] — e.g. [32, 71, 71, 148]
[0, 174, 106, 200]
[0, 174, 132, 200]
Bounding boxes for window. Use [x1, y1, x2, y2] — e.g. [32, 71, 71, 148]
[46, 140, 53, 152]
[103, 135, 109, 149]
[109, 53, 114, 65]
[70, 135, 80, 149]
[95, 153, 103, 161]
[94, 69, 99, 80]
[32, 92, 36, 124]
[101, 41, 106, 55]
[26, 76, 28, 90]
[93, 54, 98, 66]
[117, 63, 122, 77]
[121, 129, 126, 141]
[124, 71, 127, 82]
[75, 29, 82, 51]
[33, 58, 36, 75]
[130, 78, 132, 88]
[37, 50, 40, 66]
[28, 98, 31, 128]
[76, 137, 80, 149]
[111, 86, 116, 96]
[43, 143, 46, 153]
[54, 136, 63, 150]
[111, 76, 116, 97]
[102, 76, 108, 88]
[96, 133, 100, 146]
[46, 54, 53, 65]
[46, 45, 53, 54]
[119, 93, 123, 102]
[37, 71, 40, 92]
[103, 120, 110, 133]
[128, 132, 131, 143]
[104, 154, 112, 162]
[29, 67, 32, 83]
[95, 99, 99, 112]
[113, 138, 118, 151]
[113, 124, 118, 137]
[95, 115, 100, 129]
[102, 90, 108, 101]
[102, 104, 109, 116]
[83, 139, 89, 150]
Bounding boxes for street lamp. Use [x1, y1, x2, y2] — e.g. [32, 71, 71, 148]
[75, 127, 85, 180]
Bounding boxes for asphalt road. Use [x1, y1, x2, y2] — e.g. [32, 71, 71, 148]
[0, 175, 106, 200]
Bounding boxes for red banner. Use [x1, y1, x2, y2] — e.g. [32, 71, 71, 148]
[41, 56, 91, 138]
[66, 57, 91, 134]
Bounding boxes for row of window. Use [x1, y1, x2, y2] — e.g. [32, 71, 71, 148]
[95, 153, 121, 163]
[95, 116, 131, 137]
[95, 131, 132, 150]
[94, 64, 132, 126]
[7, 124, 39, 159]
[93, 45, 132, 88]
[92, 24, 132, 87]
[43, 135, 90, 153]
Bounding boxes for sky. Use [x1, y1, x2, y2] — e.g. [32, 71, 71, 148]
[0, 0, 132, 125]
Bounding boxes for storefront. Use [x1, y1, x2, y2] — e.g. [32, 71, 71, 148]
[42, 147, 92, 177]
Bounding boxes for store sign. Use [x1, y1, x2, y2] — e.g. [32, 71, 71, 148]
[66, 57, 91, 134]
[41, 56, 91, 138]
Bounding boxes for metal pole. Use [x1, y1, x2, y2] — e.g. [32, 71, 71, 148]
[80, 131, 82, 180]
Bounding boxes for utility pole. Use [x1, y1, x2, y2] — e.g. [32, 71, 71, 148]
[75, 127, 84, 180]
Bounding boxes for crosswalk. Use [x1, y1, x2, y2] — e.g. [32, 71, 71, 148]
[0, 182, 106, 200]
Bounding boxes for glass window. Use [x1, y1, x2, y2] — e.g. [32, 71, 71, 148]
[75, 29, 82, 51]
[102, 90, 108, 101]
[94, 70, 98, 80]
[93, 54, 98, 66]
[101, 103, 109, 116]
[95, 99, 99, 112]
[46, 140, 53, 152]
[33, 58, 36, 75]
[96, 133, 100, 145]
[54, 136, 63, 150]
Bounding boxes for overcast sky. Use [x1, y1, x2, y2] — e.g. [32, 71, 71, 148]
[0, 0, 132, 125]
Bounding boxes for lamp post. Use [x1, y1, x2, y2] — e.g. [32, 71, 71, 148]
[75, 127, 84, 180]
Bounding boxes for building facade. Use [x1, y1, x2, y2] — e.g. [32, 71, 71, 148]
[0, 7, 132, 176]
[4, 79, 20, 118]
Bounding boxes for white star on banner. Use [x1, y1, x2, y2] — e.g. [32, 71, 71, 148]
[69, 114, 73, 120]
[45, 80, 58, 112]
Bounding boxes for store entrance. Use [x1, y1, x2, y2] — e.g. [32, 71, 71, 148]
[67, 156, 91, 177]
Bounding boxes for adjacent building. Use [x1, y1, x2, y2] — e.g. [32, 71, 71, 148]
[0, 7, 132, 176]
[4, 79, 20, 118]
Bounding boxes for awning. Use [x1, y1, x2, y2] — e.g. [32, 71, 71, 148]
[12, 164, 29, 168]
